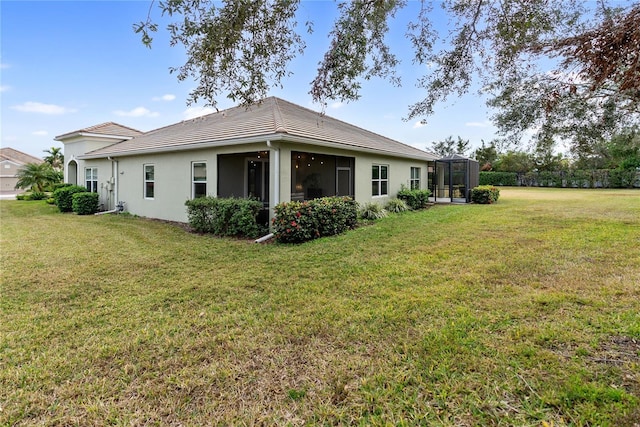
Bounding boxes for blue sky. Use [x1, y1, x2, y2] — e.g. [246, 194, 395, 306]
[1, 1, 499, 159]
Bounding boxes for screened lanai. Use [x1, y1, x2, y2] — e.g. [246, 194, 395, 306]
[430, 154, 479, 203]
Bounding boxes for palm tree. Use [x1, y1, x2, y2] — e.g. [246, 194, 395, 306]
[15, 163, 62, 192]
[43, 146, 64, 171]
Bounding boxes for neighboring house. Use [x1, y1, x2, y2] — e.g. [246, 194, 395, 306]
[0, 147, 44, 194]
[56, 97, 439, 223]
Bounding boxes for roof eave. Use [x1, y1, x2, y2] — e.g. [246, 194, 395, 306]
[55, 132, 136, 142]
[78, 133, 437, 162]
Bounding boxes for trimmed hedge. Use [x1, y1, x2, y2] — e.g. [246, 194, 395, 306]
[53, 185, 88, 212]
[273, 196, 358, 244]
[72, 192, 99, 215]
[396, 187, 432, 210]
[185, 197, 264, 238]
[479, 171, 518, 186]
[471, 185, 500, 204]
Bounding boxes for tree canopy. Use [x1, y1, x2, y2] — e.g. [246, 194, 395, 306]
[136, 0, 640, 149]
[15, 163, 61, 192]
[43, 147, 64, 172]
[429, 136, 471, 157]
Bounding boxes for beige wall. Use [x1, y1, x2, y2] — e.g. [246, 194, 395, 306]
[278, 141, 429, 207]
[70, 139, 431, 223]
[114, 143, 269, 222]
[1, 161, 20, 192]
[62, 136, 125, 185]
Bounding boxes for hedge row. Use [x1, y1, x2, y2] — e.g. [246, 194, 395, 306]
[479, 172, 518, 186]
[72, 192, 99, 215]
[185, 197, 264, 238]
[471, 185, 500, 204]
[481, 170, 640, 188]
[53, 185, 88, 212]
[273, 196, 358, 244]
[396, 187, 432, 210]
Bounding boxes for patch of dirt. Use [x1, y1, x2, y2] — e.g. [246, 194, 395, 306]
[597, 336, 640, 365]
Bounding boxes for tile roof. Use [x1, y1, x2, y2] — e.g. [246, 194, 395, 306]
[55, 122, 143, 141]
[80, 98, 437, 161]
[0, 147, 43, 165]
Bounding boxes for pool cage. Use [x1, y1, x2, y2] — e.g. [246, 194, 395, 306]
[429, 154, 480, 203]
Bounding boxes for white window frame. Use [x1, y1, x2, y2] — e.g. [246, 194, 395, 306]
[85, 167, 98, 193]
[192, 161, 207, 198]
[144, 164, 155, 200]
[410, 167, 421, 190]
[372, 164, 388, 197]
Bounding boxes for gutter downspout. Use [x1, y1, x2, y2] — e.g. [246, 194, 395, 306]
[108, 156, 119, 209]
[97, 157, 121, 215]
[266, 140, 279, 206]
[256, 140, 279, 243]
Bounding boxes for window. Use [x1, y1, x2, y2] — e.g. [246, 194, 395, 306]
[144, 164, 155, 199]
[410, 167, 421, 190]
[85, 167, 98, 192]
[372, 164, 388, 196]
[192, 162, 207, 198]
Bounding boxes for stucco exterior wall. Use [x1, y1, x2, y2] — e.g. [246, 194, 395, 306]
[277, 141, 429, 206]
[71, 138, 431, 223]
[62, 136, 127, 186]
[114, 143, 270, 222]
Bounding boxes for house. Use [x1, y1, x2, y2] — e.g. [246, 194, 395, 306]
[0, 147, 44, 194]
[56, 97, 440, 223]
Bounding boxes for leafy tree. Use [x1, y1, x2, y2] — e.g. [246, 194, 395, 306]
[572, 128, 640, 170]
[494, 151, 535, 174]
[43, 147, 64, 172]
[15, 163, 62, 192]
[473, 140, 499, 170]
[135, 0, 639, 151]
[428, 136, 470, 157]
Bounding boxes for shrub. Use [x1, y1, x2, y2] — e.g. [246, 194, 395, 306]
[15, 194, 27, 201]
[46, 198, 56, 205]
[312, 196, 358, 238]
[273, 196, 358, 244]
[396, 186, 431, 210]
[608, 169, 636, 188]
[385, 198, 409, 213]
[29, 191, 47, 201]
[185, 197, 264, 238]
[54, 185, 88, 212]
[72, 192, 99, 215]
[359, 202, 388, 220]
[479, 171, 518, 186]
[471, 185, 500, 204]
[52, 182, 73, 192]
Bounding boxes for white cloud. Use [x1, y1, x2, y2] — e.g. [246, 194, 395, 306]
[113, 106, 159, 118]
[0, 85, 10, 92]
[465, 121, 491, 128]
[152, 94, 176, 102]
[412, 121, 426, 129]
[0, 63, 9, 69]
[12, 101, 77, 115]
[330, 101, 343, 109]
[183, 106, 216, 120]
[32, 130, 48, 136]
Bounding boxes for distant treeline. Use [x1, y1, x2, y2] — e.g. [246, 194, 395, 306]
[479, 170, 640, 188]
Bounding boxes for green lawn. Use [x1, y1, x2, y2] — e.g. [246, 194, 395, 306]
[1, 188, 639, 426]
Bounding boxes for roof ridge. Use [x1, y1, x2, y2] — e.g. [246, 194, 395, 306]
[271, 97, 287, 133]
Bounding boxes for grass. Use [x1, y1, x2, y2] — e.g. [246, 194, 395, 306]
[1, 187, 639, 426]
